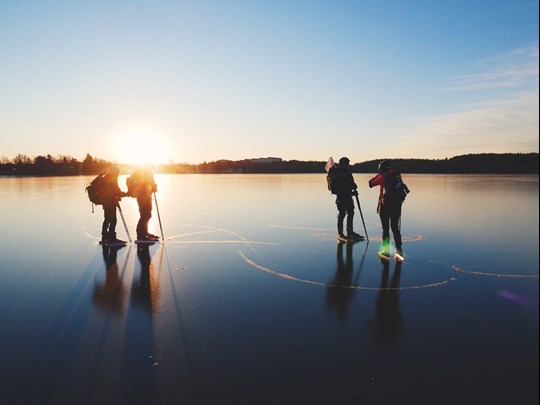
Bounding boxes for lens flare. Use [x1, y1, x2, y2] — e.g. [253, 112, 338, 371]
[498, 290, 532, 307]
[110, 129, 172, 165]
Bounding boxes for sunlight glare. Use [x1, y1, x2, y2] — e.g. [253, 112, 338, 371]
[111, 130, 171, 165]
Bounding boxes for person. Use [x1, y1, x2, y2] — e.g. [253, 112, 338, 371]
[100, 166, 128, 245]
[368, 160, 407, 260]
[329, 157, 363, 242]
[127, 167, 159, 242]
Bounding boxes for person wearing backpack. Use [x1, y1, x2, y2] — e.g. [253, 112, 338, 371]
[328, 157, 363, 242]
[127, 167, 159, 242]
[100, 166, 129, 245]
[368, 160, 409, 260]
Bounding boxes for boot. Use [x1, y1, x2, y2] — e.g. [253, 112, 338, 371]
[347, 231, 364, 241]
[337, 219, 348, 242]
[106, 237, 127, 245]
[378, 240, 390, 258]
[100, 231, 110, 244]
[395, 246, 404, 261]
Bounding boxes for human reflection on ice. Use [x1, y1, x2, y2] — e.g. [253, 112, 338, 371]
[93, 245, 128, 315]
[369, 259, 402, 348]
[131, 243, 160, 314]
[122, 243, 161, 403]
[326, 241, 366, 322]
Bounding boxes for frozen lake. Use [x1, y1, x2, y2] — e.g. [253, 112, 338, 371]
[0, 173, 538, 404]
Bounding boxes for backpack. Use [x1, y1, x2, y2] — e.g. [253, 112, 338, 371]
[85, 173, 108, 210]
[327, 166, 340, 194]
[126, 171, 156, 198]
[383, 172, 410, 203]
[126, 172, 140, 197]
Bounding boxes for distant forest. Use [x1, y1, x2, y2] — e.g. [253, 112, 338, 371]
[0, 152, 538, 176]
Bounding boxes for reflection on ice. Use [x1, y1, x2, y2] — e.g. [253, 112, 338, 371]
[368, 259, 403, 348]
[0, 174, 537, 405]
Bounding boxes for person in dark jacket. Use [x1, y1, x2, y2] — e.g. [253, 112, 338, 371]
[101, 166, 128, 245]
[330, 157, 363, 242]
[368, 160, 407, 260]
[127, 168, 159, 241]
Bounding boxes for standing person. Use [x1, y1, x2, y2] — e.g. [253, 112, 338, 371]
[101, 166, 128, 245]
[127, 167, 159, 242]
[328, 157, 363, 242]
[368, 160, 409, 260]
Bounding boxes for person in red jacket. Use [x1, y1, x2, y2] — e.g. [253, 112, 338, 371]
[368, 160, 408, 260]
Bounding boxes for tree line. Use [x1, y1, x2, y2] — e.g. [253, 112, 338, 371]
[0, 152, 538, 176]
[0, 153, 112, 176]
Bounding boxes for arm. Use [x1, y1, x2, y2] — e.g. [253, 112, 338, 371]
[114, 184, 128, 199]
[368, 173, 383, 188]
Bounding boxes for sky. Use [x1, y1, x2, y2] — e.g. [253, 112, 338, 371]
[0, 0, 538, 165]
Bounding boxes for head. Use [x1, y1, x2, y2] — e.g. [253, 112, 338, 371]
[339, 157, 350, 167]
[378, 160, 391, 174]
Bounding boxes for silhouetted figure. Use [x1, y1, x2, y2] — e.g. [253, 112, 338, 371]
[123, 243, 159, 403]
[326, 242, 357, 322]
[127, 167, 159, 242]
[132, 243, 160, 314]
[93, 244, 126, 315]
[368, 160, 409, 259]
[100, 166, 128, 244]
[328, 157, 362, 242]
[369, 259, 402, 348]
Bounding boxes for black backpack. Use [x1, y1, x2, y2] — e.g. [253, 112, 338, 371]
[85, 173, 108, 210]
[384, 172, 410, 203]
[327, 166, 340, 194]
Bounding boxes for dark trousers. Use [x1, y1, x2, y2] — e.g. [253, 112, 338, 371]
[336, 195, 354, 235]
[136, 196, 153, 239]
[102, 204, 117, 239]
[379, 202, 402, 250]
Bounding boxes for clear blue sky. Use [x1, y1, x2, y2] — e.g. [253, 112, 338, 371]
[1, 0, 538, 164]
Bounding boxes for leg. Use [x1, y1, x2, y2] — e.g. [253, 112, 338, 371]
[389, 204, 402, 253]
[336, 198, 347, 236]
[136, 213, 145, 239]
[136, 198, 152, 239]
[102, 205, 117, 240]
[379, 204, 390, 254]
[345, 201, 355, 235]
[102, 213, 109, 241]
[142, 204, 152, 236]
[338, 196, 358, 238]
[337, 209, 346, 236]
[107, 206, 118, 239]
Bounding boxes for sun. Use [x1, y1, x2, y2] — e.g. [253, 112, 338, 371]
[111, 130, 172, 165]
